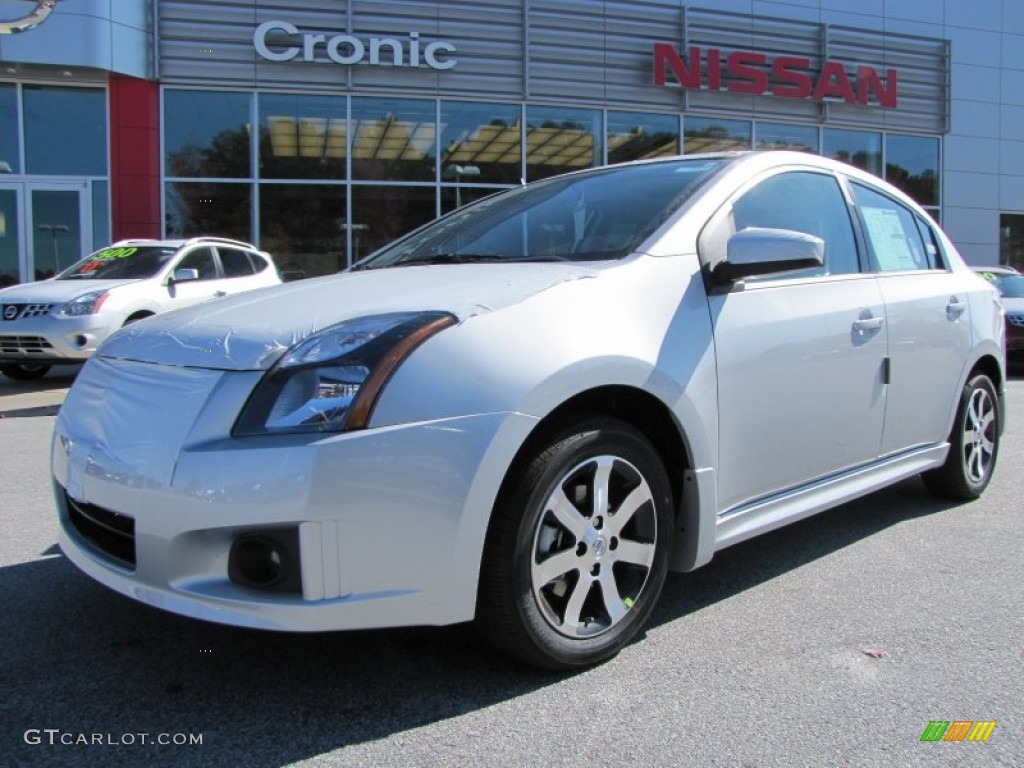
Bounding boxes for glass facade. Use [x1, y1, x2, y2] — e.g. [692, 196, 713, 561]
[160, 89, 947, 277]
[0, 84, 19, 175]
[440, 101, 522, 185]
[165, 182, 251, 242]
[684, 117, 751, 154]
[259, 184, 346, 279]
[351, 186, 436, 261]
[0, 83, 108, 284]
[259, 93, 346, 180]
[1000, 214, 1024, 271]
[885, 134, 940, 209]
[823, 128, 883, 177]
[525, 105, 601, 182]
[352, 97, 436, 182]
[23, 86, 106, 176]
[164, 90, 251, 178]
[607, 111, 679, 165]
[756, 122, 818, 153]
[0, 188, 18, 287]
[32, 189, 82, 279]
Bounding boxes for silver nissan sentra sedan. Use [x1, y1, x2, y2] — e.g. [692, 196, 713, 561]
[52, 151, 1005, 669]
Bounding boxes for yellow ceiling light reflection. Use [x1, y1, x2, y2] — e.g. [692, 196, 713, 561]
[298, 118, 325, 158]
[526, 126, 594, 167]
[352, 117, 439, 162]
[267, 115, 347, 159]
[268, 116, 298, 157]
[608, 127, 678, 161]
[443, 122, 522, 166]
[326, 119, 347, 158]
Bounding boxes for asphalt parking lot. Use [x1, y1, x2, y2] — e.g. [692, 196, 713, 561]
[1, 371, 1020, 767]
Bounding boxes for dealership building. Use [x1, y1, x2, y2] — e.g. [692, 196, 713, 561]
[1, 0, 1023, 284]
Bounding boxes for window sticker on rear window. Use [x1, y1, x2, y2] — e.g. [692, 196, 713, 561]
[861, 207, 921, 271]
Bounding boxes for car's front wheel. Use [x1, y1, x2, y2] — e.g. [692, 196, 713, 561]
[0, 363, 51, 381]
[923, 373, 1000, 500]
[476, 417, 673, 669]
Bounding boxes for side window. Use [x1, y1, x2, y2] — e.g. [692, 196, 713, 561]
[851, 183, 932, 272]
[218, 247, 255, 278]
[914, 214, 946, 270]
[176, 247, 218, 280]
[731, 171, 860, 276]
[247, 251, 270, 274]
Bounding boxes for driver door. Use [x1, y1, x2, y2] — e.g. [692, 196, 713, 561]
[706, 169, 888, 513]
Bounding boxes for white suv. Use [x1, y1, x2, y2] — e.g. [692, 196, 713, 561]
[0, 237, 281, 380]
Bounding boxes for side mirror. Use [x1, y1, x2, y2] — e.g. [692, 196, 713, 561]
[169, 268, 200, 284]
[712, 227, 825, 283]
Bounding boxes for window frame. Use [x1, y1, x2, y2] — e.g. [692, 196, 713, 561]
[174, 246, 221, 281]
[847, 180, 949, 275]
[215, 246, 257, 278]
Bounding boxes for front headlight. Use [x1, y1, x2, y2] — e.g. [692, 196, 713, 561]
[62, 290, 109, 316]
[233, 311, 456, 436]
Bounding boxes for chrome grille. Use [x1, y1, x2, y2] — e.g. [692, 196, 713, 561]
[1, 303, 54, 320]
[0, 335, 54, 356]
[1006, 314, 1024, 328]
[21, 303, 54, 318]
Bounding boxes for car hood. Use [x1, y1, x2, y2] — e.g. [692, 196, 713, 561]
[97, 263, 599, 371]
[0, 278, 140, 303]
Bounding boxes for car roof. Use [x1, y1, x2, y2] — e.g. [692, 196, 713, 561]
[103, 237, 262, 251]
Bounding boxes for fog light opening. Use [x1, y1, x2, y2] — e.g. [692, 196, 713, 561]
[229, 534, 289, 588]
[74, 334, 88, 348]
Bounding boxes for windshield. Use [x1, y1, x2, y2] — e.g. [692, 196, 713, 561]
[356, 158, 727, 269]
[58, 245, 178, 280]
[978, 271, 1024, 299]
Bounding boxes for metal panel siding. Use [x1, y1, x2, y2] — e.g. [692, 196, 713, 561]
[350, 1, 440, 93]
[527, 1, 606, 103]
[605, 1, 687, 110]
[156, 1, 948, 132]
[436, 0, 524, 98]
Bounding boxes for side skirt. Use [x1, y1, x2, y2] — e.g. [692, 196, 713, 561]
[714, 444, 949, 552]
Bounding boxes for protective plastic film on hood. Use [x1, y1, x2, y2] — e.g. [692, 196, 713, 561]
[57, 357, 222, 496]
[96, 264, 597, 371]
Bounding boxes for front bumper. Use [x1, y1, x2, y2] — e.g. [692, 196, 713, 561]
[0, 312, 116, 363]
[52, 357, 533, 631]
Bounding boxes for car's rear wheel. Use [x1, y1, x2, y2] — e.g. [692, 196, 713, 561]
[476, 417, 673, 669]
[0, 363, 51, 381]
[922, 373, 1000, 500]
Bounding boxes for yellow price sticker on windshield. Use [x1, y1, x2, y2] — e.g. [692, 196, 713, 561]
[94, 247, 138, 261]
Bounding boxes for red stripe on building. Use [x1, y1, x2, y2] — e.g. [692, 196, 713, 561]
[109, 75, 160, 241]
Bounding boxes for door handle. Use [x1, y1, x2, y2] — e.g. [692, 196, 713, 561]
[946, 296, 966, 319]
[213, 291, 227, 298]
[853, 316, 885, 333]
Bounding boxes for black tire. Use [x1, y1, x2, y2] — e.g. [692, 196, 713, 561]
[0, 363, 51, 381]
[476, 417, 673, 670]
[922, 373, 1000, 500]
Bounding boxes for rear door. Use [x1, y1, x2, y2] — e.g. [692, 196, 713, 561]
[849, 182, 972, 455]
